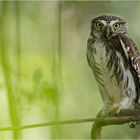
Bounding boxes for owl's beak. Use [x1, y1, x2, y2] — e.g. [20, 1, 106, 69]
[104, 26, 111, 39]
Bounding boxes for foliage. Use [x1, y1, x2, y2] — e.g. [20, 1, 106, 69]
[0, 1, 140, 139]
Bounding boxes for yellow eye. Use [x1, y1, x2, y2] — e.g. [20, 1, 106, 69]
[113, 23, 120, 30]
[96, 22, 103, 29]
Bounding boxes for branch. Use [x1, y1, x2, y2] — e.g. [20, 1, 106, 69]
[98, 109, 140, 126]
[91, 109, 140, 139]
[0, 109, 139, 133]
[0, 118, 97, 131]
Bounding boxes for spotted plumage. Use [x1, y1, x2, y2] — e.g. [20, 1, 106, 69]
[87, 15, 140, 116]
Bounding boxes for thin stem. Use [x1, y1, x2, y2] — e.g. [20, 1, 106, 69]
[15, 1, 21, 82]
[51, 1, 62, 138]
[57, 1, 62, 79]
[0, 2, 20, 139]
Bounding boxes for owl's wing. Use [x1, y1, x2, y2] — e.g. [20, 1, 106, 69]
[120, 34, 140, 104]
[120, 34, 140, 78]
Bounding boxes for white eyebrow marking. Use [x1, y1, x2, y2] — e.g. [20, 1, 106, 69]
[109, 20, 119, 26]
[99, 20, 106, 26]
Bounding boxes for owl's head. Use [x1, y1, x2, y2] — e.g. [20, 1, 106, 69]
[91, 15, 127, 40]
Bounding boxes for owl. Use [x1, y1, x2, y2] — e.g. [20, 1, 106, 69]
[86, 15, 140, 117]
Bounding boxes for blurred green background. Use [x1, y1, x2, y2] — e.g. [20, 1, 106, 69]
[1, 1, 140, 139]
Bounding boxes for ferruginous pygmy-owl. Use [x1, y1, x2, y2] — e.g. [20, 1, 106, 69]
[86, 15, 140, 117]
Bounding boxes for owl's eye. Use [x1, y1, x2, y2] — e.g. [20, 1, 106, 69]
[113, 23, 120, 30]
[96, 22, 103, 29]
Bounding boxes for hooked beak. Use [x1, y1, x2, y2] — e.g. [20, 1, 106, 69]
[104, 26, 111, 39]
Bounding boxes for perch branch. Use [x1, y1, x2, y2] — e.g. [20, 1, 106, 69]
[0, 109, 139, 132]
[91, 109, 140, 139]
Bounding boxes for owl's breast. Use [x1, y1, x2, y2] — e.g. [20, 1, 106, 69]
[88, 40, 137, 105]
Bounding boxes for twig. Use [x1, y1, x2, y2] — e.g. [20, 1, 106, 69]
[0, 118, 97, 131]
[0, 109, 140, 132]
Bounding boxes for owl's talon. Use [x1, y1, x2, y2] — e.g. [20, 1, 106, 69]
[99, 105, 121, 117]
[107, 104, 122, 117]
[99, 111, 109, 117]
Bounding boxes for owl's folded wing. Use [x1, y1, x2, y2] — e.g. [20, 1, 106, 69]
[120, 34, 140, 104]
[120, 34, 140, 78]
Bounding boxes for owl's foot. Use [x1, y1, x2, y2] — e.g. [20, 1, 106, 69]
[97, 110, 109, 117]
[107, 104, 122, 116]
[99, 104, 124, 117]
